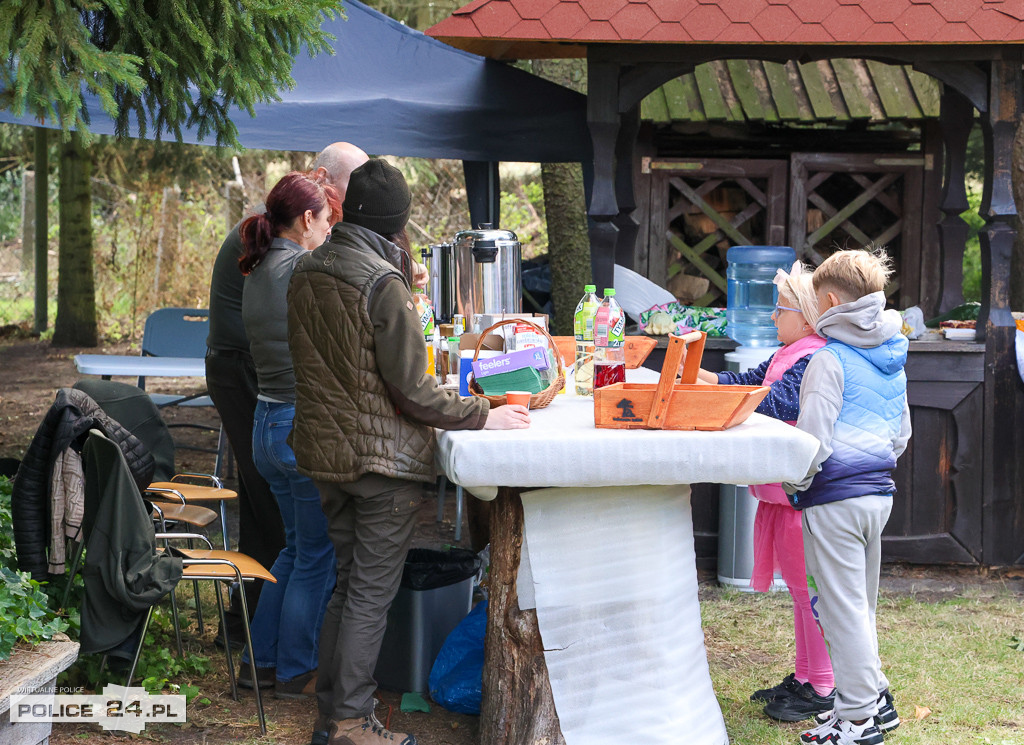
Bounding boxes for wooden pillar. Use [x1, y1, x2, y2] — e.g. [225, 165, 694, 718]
[978, 57, 1024, 566]
[936, 88, 972, 314]
[612, 106, 641, 274]
[587, 59, 621, 295]
[463, 160, 501, 229]
[480, 487, 564, 745]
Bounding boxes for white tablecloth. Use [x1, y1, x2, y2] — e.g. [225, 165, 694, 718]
[435, 378, 820, 745]
[435, 389, 820, 499]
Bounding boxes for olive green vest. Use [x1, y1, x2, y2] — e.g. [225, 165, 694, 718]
[287, 224, 435, 484]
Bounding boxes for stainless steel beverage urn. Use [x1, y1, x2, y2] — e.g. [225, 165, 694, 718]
[453, 224, 522, 322]
[426, 243, 456, 323]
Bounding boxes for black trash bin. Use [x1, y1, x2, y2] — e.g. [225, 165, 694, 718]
[373, 548, 480, 693]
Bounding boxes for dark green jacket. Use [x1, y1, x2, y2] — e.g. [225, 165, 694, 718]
[80, 432, 182, 656]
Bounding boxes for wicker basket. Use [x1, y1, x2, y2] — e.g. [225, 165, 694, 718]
[468, 318, 564, 409]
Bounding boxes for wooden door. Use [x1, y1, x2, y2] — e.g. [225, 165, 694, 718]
[886, 347, 985, 564]
[646, 158, 788, 306]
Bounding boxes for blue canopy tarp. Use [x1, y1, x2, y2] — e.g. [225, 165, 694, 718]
[0, 0, 588, 163]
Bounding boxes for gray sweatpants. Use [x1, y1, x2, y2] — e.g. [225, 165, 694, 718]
[314, 474, 422, 722]
[802, 495, 892, 721]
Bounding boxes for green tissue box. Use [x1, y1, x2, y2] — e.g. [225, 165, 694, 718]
[476, 366, 545, 395]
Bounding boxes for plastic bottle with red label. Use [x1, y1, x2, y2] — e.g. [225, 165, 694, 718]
[593, 288, 626, 389]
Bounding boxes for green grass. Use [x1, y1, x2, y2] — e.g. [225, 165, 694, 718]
[701, 585, 1024, 744]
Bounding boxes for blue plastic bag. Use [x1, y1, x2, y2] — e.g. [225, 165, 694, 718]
[428, 598, 486, 714]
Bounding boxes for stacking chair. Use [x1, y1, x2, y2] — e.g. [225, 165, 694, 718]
[75, 429, 274, 735]
[139, 307, 232, 479]
[73, 378, 237, 550]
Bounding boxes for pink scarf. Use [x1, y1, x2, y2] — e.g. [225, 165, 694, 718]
[749, 333, 826, 504]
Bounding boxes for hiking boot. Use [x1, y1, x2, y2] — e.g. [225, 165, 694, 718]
[801, 714, 883, 745]
[275, 669, 317, 700]
[750, 672, 803, 703]
[813, 688, 900, 734]
[328, 712, 417, 745]
[764, 682, 835, 722]
[237, 664, 275, 690]
[309, 731, 329, 745]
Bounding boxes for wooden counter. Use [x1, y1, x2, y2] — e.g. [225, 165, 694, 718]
[636, 334, 991, 566]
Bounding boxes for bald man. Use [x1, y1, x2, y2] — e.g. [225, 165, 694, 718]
[207, 142, 368, 651]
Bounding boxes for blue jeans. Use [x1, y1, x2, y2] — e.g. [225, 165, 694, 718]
[246, 400, 335, 682]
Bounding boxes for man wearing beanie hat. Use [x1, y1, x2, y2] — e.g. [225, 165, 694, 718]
[287, 159, 529, 745]
[341, 158, 412, 236]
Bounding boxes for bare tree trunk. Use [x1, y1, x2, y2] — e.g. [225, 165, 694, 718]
[1012, 115, 1024, 312]
[532, 59, 591, 336]
[154, 185, 181, 295]
[480, 487, 564, 745]
[53, 130, 98, 347]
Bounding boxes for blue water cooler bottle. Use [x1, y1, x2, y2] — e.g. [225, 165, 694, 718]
[718, 245, 796, 590]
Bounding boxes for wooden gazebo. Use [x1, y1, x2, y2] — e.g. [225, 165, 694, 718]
[429, 0, 1024, 569]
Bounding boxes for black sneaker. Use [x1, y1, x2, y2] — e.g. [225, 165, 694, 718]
[750, 672, 803, 702]
[764, 682, 836, 722]
[813, 688, 900, 734]
[214, 616, 247, 650]
[237, 664, 275, 690]
[874, 688, 900, 733]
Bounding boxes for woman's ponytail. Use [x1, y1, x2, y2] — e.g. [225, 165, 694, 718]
[238, 212, 274, 275]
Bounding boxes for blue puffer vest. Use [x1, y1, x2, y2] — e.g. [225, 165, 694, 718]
[791, 335, 907, 509]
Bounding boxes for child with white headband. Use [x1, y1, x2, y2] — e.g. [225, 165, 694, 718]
[696, 261, 835, 722]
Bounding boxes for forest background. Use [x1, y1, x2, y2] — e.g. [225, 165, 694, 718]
[0, 0, 987, 344]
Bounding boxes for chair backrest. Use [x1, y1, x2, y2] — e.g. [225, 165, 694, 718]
[141, 308, 210, 358]
[73, 379, 176, 482]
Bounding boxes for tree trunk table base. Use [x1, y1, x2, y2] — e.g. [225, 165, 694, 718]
[481, 487, 565, 745]
[479, 484, 729, 745]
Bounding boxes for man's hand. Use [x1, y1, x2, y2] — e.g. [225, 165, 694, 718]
[412, 260, 429, 288]
[483, 404, 531, 429]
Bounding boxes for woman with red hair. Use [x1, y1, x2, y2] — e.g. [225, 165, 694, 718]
[237, 171, 341, 698]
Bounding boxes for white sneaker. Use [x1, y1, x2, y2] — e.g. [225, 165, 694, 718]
[800, 715, 884, 745]
[813, 689, 900, 733]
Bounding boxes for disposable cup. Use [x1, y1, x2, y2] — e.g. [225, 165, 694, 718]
[505, 390, 531, 409]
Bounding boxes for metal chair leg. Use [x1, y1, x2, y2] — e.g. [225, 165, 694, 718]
[168, 581, 184, 657]
[454, 485, 464, 543]
[237, 578, 267, 735]
[125, 606, 155, 687]
[187, 537, 204, 633]
[219, 500, 230, 550]
[214, 580, 237, 699]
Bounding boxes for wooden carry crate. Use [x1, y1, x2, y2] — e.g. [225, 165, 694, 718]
[594, 331, 770, 430]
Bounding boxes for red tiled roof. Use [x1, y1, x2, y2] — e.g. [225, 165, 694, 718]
[427, 0, 1024, 57]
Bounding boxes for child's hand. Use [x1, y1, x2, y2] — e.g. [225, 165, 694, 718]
[696, 368, 719, 384]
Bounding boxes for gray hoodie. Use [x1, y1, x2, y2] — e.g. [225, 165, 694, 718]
[783, 291, 912, 501]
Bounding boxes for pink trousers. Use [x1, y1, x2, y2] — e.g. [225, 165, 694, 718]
[751, 500, 834, 693]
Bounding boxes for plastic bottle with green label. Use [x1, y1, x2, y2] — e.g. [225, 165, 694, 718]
[412, 288, 435, 375]
[573, 284, 600, 396]
[593, 288, 625, 389]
